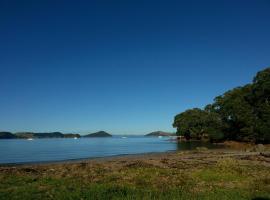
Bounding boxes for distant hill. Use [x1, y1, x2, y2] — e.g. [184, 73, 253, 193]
[1, 132, 82, 139]
[15, 132, 36, 139]
[84, 131, 112, 137]
[0, 132, 16, 139]
[145, 131, 176, 137]
[15, 132, 64, 138]
[33, 132, 64, 138]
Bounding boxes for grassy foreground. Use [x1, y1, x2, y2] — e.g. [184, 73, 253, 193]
[0, 150, 269, 200]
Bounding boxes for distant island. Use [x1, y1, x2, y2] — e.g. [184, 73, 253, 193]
[0, 132, 80, 139]
[0, 131, 113, 139]
[145, 131, 176, 137]
[0, 132, 17, 139]
[83, 131, 112, 137]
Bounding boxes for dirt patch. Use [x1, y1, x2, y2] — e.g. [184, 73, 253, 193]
[124, 160, 156, 168]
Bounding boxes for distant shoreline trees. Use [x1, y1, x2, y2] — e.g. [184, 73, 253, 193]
[173, 67, 270, 144]
[0, 131, 111, 139]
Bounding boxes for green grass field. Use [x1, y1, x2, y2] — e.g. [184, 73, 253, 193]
[0, 155, 269, 200]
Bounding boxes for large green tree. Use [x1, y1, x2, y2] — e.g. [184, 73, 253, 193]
[173, 108, 223, 141]
[173, 67, 270, 143]
[210, 85, 256, 142]
[251, 68, 270, 143]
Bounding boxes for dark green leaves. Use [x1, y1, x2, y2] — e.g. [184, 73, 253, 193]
[173, 67, 270, 143]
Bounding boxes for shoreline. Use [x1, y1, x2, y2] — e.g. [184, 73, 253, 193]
[0, 150, 177, 167]
[1, 147, 268, 168]
[0, 141, 269, 167]
[1, 140, 269, 167]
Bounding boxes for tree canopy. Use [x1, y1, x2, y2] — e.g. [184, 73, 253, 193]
[173, 67, 270, 143]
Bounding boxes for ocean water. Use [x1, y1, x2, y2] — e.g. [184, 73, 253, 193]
[0, 136, 218, 164]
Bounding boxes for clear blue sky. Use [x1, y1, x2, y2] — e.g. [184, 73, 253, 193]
[0, 0, 269, 134]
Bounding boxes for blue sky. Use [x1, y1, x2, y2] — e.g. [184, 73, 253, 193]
[0, 0, 269, 134]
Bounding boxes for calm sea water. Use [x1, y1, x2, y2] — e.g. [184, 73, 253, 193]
[0, 136, 218, 164]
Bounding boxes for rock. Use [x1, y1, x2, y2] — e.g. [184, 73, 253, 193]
[256, 144, 265, 152]
[250, 144, 265, 152]
[195, 147, 208, 151]
[260, 152, 270, 158]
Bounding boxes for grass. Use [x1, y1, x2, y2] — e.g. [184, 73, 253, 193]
[0, 153, 269, 200]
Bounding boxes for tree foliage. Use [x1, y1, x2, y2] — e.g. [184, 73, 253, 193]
[173, 67, 270, 143]
[173, 108, 223, 141]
